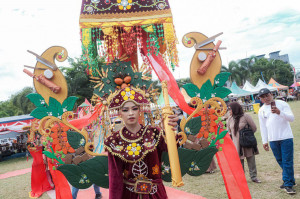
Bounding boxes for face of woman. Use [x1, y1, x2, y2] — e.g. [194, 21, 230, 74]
[120, 101, 140, 126]
[228, 107, 232, 116]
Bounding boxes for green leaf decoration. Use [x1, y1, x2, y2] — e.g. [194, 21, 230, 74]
[26, 93, 47, 107]
[57, 164, 93, 189]
[199, 80, 213, 100]
[213, 87, 232, 99]
[48, 97, 63, 117]
[79, 156, 109, 188]
[182, 83, 200, 98]
[187, 147, 218, 176]
[30, 107, 49, 119]
[43, 151, 56, 159]
[62, 96, 78, 111]
[67, 131, 85, 149]
[217, 130, 228, 140]
[209, 129, 228, 147]
[214, 72, 231, 87]
[161, 151, 172, 182]
[161, 148, 196, 182]
[185, 116, 202, 135]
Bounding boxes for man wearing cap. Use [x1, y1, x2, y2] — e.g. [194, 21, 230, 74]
[258, 88, 296, 194]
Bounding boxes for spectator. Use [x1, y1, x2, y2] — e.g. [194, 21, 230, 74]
[227, 102, 261, 183]
[258, 88, 296, 195]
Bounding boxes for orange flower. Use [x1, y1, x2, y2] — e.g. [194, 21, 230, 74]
[152, 164, 159, 175]
[196, 132, 204, 138]
[50, 126, 75, 154]
[140, 184, 148, 191]
[203, 132, 209, 138]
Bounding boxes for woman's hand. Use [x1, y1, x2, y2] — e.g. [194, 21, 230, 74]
[162, 114, 179, 131]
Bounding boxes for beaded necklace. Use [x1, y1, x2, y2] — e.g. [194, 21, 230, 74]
[119, 126, 148, 143]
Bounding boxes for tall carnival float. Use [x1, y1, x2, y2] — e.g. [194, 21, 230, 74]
[25, 1, 252, 199]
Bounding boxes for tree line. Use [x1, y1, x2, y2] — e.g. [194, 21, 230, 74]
[0, 56, 294, 118]
[221, 56, 294, 86]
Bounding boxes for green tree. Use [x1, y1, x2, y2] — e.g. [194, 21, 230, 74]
[11, 87, 35, 114]
[60, 57, 100, 106]
[221, 61, 243, 86]
[0, 101, 19, 117]
[250, 58, 293, 86]
[0, 87, 35, 118]
[238, 55, 257, 84]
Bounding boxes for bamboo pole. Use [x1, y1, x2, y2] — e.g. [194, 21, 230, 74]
[161, 80, 184, 187]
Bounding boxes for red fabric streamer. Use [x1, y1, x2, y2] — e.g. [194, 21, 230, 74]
[48, 158, 72, 199]
[68, 104, 102, 130]
[216, 134, 252, 199]
[29, 148, 52, 198]
[141, 32, 251, 199]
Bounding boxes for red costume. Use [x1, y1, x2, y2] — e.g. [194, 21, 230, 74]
[104, 125, 168, 199]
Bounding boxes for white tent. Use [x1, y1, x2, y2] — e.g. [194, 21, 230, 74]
[243, 80, 260, 94]
[255, 79, 277, 92]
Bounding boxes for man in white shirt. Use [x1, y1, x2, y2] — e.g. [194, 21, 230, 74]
[258, 88, 296, 195]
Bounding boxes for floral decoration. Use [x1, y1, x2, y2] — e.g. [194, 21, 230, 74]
[189, 161, 200, 172]
[117, 0, 133, 10]
[126, 142, 141, 156]
[79, 174, 90, 184]
[140, 183, 148, 191]
[121, 87, 135, 100]
[152, 164, 159, 175]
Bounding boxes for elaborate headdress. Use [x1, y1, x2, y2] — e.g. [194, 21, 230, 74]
[108, 87, 149, 108]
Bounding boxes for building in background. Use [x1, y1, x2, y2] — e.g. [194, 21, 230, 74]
[242, 51, 290, 64]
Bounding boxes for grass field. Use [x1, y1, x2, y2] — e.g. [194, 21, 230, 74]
[1, 101, 299, 199]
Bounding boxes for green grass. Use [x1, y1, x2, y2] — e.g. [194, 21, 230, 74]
[165, 101, 300, 199]
[0, 101, 299, 199]
[0, 156, 33, 174]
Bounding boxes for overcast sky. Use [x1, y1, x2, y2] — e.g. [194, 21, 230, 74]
[0, 0, 300, 101]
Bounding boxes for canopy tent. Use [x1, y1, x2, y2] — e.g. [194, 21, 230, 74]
[290, 82, 300, 87]
[243, 80, 259, 94]
[255, 79, 278, 92]
[0, 115, 34, 134]
[229, 82, 252, 97]
[268, 78, 289, 90]
[157, 92, 177, 107]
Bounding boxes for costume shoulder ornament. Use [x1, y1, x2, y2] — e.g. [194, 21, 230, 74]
[104, 126, 163, 163]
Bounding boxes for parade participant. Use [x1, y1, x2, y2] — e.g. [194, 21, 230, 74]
[104, 87, 178, 199]
[258, 88, 296, 195]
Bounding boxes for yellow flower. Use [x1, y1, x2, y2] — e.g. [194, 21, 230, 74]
[125, 87, 130, 92]
[117, 0, 121, 3]
[136, 146, 141, 150]
[128, 151, 133, 155]
[126, 5, 131, 10]
[130, 90, 135, 95]
[123, 96, 128, 100]
[134, 151, 139, 155]
[127, 146, 132, 150]
[119, 5, 124, 10]
[128, 0, 132, 3]
[132, 143, 137, 147]
[121, 91, 126, 96]
[130, 95, 134, 99]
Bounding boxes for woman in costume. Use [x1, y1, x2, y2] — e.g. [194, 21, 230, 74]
[104, 87, 178, 199]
